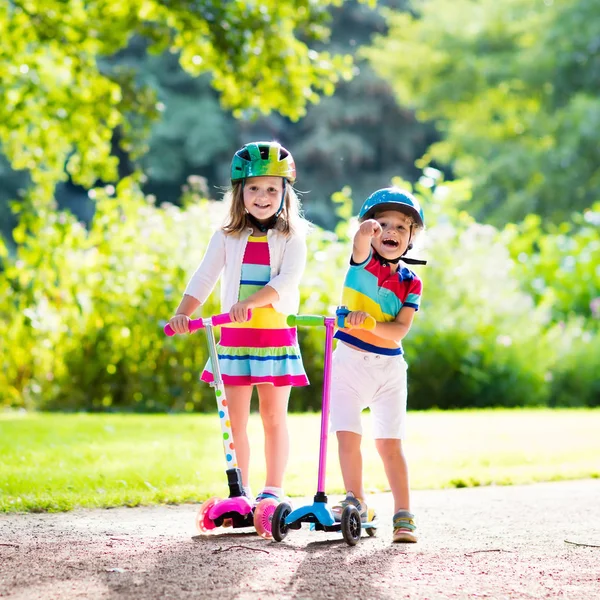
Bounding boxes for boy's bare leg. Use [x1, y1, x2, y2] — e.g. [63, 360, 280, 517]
[375, 438, 411, 512]
[336, 431, 366, 500]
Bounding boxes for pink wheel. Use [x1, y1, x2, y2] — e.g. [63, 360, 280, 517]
[195, 497, 221, 534]
[253, 498, 279, 539]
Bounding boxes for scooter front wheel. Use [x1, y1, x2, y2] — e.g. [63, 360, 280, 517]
[195, 497, 221, 534]
[271, 502, 292, 542]
[253, 498, 278, 539]
[341, 505, 362, 546]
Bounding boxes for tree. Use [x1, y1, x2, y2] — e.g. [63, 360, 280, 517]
[365, 0, 600, 225]
[110, 0, 434, 227]
[237, 0, 437, 227]
[0, 0, 360, 198]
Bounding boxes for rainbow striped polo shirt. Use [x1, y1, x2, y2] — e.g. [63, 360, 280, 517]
[334, 251, 422, 356]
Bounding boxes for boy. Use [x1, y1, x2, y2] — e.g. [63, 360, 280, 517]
[331, 187, 425, 543]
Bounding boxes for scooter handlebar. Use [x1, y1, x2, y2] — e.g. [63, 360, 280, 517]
[286, 313, 376, 330]
[164, 310, 252, 337]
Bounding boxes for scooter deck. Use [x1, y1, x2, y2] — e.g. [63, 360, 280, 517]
[285, 501, 378, 532]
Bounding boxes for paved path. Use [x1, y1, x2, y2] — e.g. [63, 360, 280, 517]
[1, 480, 600, 599]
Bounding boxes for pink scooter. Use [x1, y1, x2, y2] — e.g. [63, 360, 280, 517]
[164, 312, 278, 538]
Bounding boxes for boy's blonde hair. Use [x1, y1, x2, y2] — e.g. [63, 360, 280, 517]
[222, 180, 308, 237]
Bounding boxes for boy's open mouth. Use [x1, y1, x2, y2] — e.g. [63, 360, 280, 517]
[382, 238, 399, 248]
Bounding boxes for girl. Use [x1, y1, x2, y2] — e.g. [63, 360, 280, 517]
[168, 141, 309, 505]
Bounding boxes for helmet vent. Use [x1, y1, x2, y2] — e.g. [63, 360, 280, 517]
[258, 145, 270, 160]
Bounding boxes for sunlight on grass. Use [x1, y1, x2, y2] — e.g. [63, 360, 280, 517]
[1, 409, 599, 512]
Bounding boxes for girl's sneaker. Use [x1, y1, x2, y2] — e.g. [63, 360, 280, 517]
[392, 510, 417, 543]
[254, 490, 280, 505]
[332, 491, 376, 523]
[254, 489, 291, 507]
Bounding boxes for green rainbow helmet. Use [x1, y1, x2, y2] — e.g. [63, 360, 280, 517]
[231, 141, 296, 183]
[358, 187, 425, 228]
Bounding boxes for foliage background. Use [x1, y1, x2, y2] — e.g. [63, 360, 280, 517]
[0, 0, 598, 412]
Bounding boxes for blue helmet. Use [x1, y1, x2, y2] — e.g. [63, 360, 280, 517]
[358, 188, 425, 228]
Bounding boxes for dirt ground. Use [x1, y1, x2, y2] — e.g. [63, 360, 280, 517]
[1, 479, 599, 600]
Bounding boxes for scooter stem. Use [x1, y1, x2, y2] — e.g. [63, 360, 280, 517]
[205, 323, 237, 471]
[316, 317, 335, 495]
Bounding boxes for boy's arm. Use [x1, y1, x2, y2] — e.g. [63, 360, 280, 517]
[372, 276, 422, 342]
[352, 219, 382, 264]
[372, 306, 416, 343]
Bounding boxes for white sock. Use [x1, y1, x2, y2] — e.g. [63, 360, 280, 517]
[243, 485, 253, 499]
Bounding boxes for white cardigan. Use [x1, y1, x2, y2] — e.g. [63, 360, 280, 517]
[184, 227, 307, 315]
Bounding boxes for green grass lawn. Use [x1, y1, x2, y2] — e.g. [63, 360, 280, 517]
[1, 409, 599, 513]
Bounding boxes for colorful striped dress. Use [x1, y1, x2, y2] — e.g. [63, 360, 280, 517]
[201, 235, 309, 387]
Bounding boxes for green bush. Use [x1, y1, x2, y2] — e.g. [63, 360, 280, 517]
[405, 184, 557, 409]
[502, 207, 600, 322]
[1, 178, 598, 411]
[548, 320, 600, 408]
[0, 180, 221, 411]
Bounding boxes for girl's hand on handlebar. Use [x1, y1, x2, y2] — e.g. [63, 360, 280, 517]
[168, 314, 190, 335]
[229, 301, 252, 323]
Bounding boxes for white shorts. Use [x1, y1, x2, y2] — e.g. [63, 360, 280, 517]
[330, 342, 408, 439]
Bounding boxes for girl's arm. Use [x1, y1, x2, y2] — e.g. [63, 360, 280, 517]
[168, 231, 225, 334]
[265, 233, 307, 298]
[184, 230, 226, 304]
[230, 233, 307, 322]
[229, 285, 279, 321]
[168, 294, 201, 334]
[175, 294, 201, 317]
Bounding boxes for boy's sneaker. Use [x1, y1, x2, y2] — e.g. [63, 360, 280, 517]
[332, 491, 376, 523]
[392, 510, 417, 543]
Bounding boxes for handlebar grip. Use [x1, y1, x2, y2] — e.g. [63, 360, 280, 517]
[286, 314, 376, 330]
[163, 318, 204, 337]
[286, 315, 325, 327]
[353, 315, 376, 330]
[164, 309, 253, 336]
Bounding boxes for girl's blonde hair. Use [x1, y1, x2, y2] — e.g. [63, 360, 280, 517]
[221, 180, 308, 237]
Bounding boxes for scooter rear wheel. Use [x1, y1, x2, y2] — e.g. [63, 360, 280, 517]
[195, 497, 221, 533]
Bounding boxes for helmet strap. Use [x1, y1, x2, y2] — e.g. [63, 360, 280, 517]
[275, 179, 286, 217]
[373, 226, 427, 266]
[247, 213, 277, 233]
[373, 250, 427, 267]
